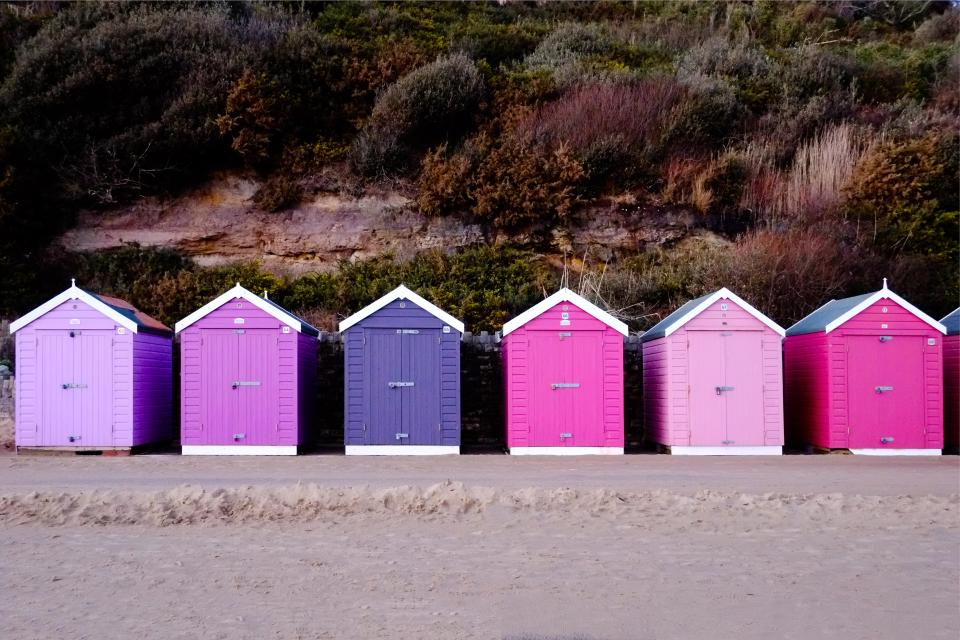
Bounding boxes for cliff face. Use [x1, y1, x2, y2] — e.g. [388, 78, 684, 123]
[57, 174, 701, 274]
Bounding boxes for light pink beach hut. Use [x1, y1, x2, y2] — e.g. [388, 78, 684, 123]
[784, 281, 945, 455]
[641, 288, 785, 455]
[175, 284, 318, 455]
[501, 288, 627, 455]
[9, 280, 173, 451]
[939, 308, 958, 453]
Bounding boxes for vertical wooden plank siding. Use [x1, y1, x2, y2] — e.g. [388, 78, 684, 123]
[503, 328, 529, 448]
[440, 325, 461, 445]
[180, 331, 203, 445]
[277, 330, 297, 445]
[602, 329, 624, 446]
[110, 331, 133, 446]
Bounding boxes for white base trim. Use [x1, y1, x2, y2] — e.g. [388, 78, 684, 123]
[849, 448, 942, 456]
[181, 445, 297, 456]
[345, 445, 459, 456]
[509, 447, 624, 456]
[669, 446, 782, 456]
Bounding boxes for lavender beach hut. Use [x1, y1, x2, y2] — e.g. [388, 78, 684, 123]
[175, 284, 318, 455]
[339, 285, 463, 455]
[10, 280, 173, 451]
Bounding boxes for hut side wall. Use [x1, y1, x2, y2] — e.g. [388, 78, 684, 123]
[783, 332, 831, 448]
[944, 334, 959, 449]
[297, 332, 317, 446]
[344, 298, 460, 447]
[504, 302, 623, 448]
[131, 333, 172, 446]
[13, 329, 36, 447]
[641, 336, 672, 446]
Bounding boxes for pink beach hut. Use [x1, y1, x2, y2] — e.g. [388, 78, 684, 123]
[941, 308, 959, 453]
[9, 280, 173, 451]
[175, 284, 318, 455]
[501, 288, 627, 455]
[641, 288, 785, 455]
[784, 281, 945, 455]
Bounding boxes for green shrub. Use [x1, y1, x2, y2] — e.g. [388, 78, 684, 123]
[350, 53, 485, 176]
[253, 175, 302, 213]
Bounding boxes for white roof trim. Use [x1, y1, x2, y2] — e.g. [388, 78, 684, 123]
[337, 284, 465, 333]
[662, 288, 785, 338]
[10, 283, 140, 334]
[823, 287, 946, 334]
[174, 284, 305, 335]
[501, 288, 629, 337]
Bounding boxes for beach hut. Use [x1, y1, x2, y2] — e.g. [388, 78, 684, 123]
[502, 288, 627, 455]
[175, 284, 318, 455]
[339, 285, 463, 455]
[9, 280, 173, 451]
[641, 288, 785, 455]
[941, 308, 959, 453]
[783, 280, 945, 455]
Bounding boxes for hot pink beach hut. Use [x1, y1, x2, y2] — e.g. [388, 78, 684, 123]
[9, 280, 173, 451]
[175, 284, 318, 455]
[641, 288, 785, 455]
[784, 281, 945, 455]
[501, 288, 627, 455]
[941, 308, 959, 453]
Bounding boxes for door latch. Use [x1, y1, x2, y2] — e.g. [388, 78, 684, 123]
[61, 383, 88, 390]
[232, 381, 261, 389]
[722, 439, 735, 445]
[715, 385, 735, 395]
[551, 383, 580, 389]
[233, 433, 245, 441]
[880, 437, 895, 443]
[559, 433, 573, 439]
[388, 381, 414, 388]
[874, 386, 894, 393]
[395, 433, 409, 440]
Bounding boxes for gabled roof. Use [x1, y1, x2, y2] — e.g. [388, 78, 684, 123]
[501, 288, 628, 337]
[9, 281, 171, 335]
[640, 288, 784, 343]
[174, 284, 319, 336]
[941, 308, 960, 336]
[338, 284, 465, 334]
[786, 281, 946, 336]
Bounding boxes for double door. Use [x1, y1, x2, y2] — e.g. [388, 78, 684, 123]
[528, 330, 604, 447]
[200, 329, 278, 445]
[846, 335, 926, 449]
[365, 328, 441, 446]
[38, 330, 113, 446]
[687, 331, 765, 446]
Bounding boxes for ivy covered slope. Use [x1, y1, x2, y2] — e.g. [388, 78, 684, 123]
[0, 1, 956, 333]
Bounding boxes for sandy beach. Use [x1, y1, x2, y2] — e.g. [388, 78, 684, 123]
[0, 454, 957, 640]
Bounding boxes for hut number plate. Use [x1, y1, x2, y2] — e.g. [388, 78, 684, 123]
[551, 383, 580, 389]
[389, 381, 415, 388]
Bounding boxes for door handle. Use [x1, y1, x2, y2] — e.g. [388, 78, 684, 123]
[551, 383, 580, 389]
[715, 385, 735, 395]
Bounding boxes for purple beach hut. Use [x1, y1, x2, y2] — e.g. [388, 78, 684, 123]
[339, 285, 463, 455]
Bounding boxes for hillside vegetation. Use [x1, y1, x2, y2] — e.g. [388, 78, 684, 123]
[0, 0, 957, 333]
